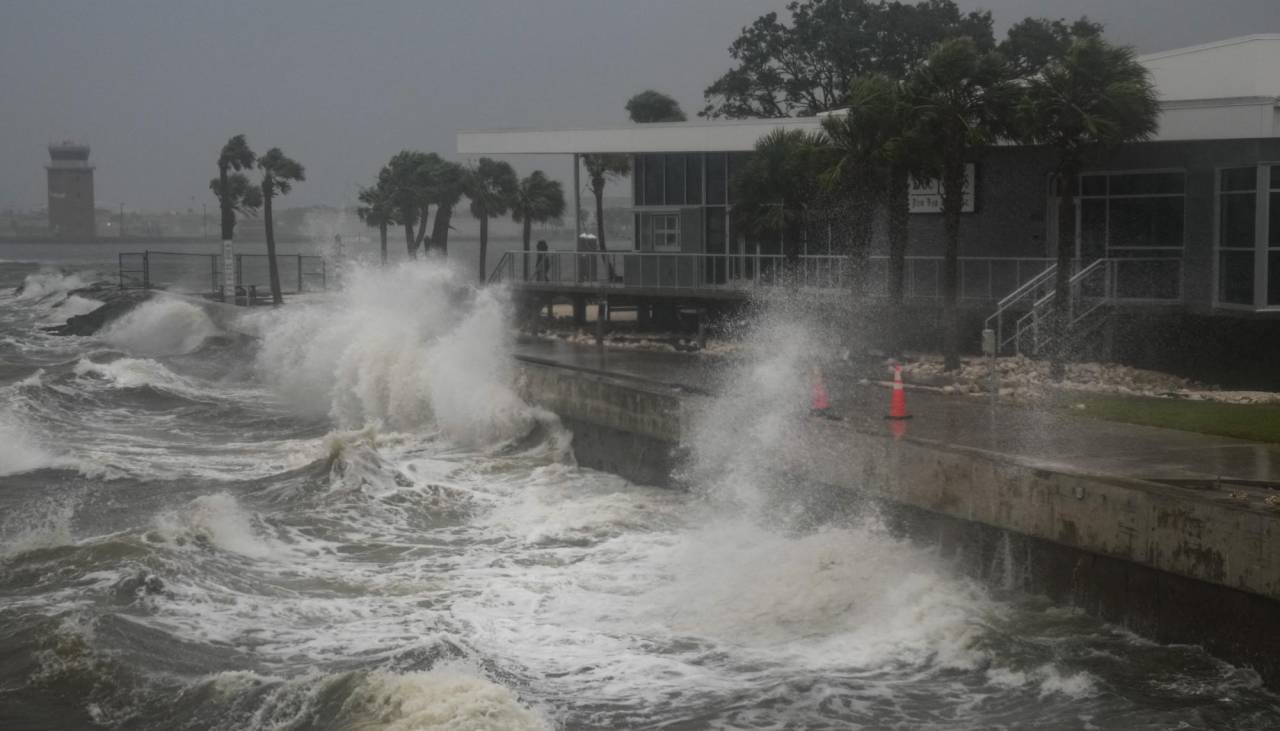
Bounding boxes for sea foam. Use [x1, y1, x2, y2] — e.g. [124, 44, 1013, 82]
[250, 261, 535, 446]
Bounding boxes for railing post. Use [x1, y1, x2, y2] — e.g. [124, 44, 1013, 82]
[143, 251, 150, 289]
[297, 254, 303, 293]
[211, 254, 218, 296]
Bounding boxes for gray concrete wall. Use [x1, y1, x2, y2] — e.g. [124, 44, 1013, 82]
[897, 138, 1280, 312]
[517, 358, 1280, 683]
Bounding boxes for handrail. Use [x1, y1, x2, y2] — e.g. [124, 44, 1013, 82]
[488, 250, 1058, 301]
[1013, 257, 1112, 355]
[983, 262, 1062, 354]
[487, 251, 513, 284]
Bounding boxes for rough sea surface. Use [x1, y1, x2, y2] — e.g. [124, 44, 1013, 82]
[2, 247, 1280, 730]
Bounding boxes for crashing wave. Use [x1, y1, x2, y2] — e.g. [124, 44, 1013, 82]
[250, 261, 540, 447]
[99, 298, 220, 356]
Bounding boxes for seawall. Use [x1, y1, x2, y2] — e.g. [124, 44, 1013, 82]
[513, 356, 1280, 687]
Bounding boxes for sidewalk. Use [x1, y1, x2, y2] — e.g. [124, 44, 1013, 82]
[514, 338, 1280, 486]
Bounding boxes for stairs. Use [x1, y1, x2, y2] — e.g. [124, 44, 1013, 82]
[985, 259, 1115, 357]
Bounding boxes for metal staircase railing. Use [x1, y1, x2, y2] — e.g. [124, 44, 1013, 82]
[1011, 258, 1113, 356]
[487, 251, 515, 284]
[982, 262, 1060, 355]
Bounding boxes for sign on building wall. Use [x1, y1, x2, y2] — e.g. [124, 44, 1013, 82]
[909, 163, 976, 214]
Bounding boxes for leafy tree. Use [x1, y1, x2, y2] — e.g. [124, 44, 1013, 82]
[511, 171, 566, 279]
[906, 37, 1017, 370]
[732, 128, 827, 263]
[257, 148, 305, 306]
[702, 0, 993, 118]
[463, 157, 518, 283]
[357, 173, 397, 265]
[211, 134, 260, 242]
[626, 90, 687, 122]
[1000, 16, 1103, 77]
[581, 153, 631, 277]
[1015, 34, 1158, 378]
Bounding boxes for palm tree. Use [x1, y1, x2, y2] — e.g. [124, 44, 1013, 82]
[425, 158, 466, 257]
[357, 173, 397, 265]
[207, 172, 261, 239]
[906, 37, 1017, 370]
[257, 148, 305, 305]
[511, 171, 566, 280]
[383, 150, 434, 258]
[463, 157, 518, 283]
[819, 74, 903, 293]
[581, 153, 631, 277]
[1017, 35, 1159, 378]
[732, 128, 826, 265]
[214, 134, 257, 241]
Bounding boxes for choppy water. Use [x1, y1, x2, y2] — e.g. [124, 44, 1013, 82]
[2, 249, 1280, 730]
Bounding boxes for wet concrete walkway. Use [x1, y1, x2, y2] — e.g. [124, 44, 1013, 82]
[514, 338, 1280, 487]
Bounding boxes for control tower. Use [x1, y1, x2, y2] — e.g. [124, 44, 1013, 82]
[46, 142, 95, 239]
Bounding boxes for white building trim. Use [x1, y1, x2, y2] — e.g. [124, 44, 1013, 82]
[458, 35, 1280, 156]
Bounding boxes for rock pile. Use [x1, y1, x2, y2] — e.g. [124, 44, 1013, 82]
[899, 354, 1280, 405]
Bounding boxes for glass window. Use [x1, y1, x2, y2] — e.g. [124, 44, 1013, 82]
[632, 156, 643, 205]
[1080, 175, 1107, 197]
[1270, 191, 1280, 247]
[727, 153, 746, 205]
[1270, 251, 1280, 306]
[642, 154, 663, 206]
[1219, 250, 1254, 304]
[686, 154, 702, 205]
[1079, 199, 1107, 259]
[705, 206, 725, 253]
[1221, 167, 1257, 193]
[706, 153, 726, 205]
[1220, 192, 1256, 248]
[652, 213, 680, 251]
[664, 154, 685, 205]
[1109, 197, 1183, 247]
[1271, 165, 1280, 190]
[1109, 172, 1184, 196]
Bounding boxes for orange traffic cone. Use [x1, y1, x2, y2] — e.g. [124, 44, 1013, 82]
[885, 364, 912, 421]
[810, 369, 830, 412]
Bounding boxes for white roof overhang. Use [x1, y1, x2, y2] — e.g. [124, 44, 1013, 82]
[458, 117, 824, 155]
[458, 35, 1280, 156]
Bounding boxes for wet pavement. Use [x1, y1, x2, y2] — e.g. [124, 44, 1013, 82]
[514, 338, 1280, 486]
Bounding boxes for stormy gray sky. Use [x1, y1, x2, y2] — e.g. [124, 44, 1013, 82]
[2, 0, 1278, 212]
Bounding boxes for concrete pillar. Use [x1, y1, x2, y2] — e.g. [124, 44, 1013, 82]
[637, 302, 651, 327]
[696, 308, 708, 350]
[573, 295, 587, 325]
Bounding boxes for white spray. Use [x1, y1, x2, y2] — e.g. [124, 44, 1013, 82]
[249, 260, 536, 447]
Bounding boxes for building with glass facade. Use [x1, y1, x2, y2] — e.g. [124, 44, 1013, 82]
[460, 35, 1280, 381]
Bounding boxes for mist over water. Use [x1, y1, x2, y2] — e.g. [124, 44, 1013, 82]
[2, 252, 1280, 729]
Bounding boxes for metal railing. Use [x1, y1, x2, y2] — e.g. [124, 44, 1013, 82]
[1005, 257, 1183, 356]
[984, 262, 1065, 354]
[118, 250, 327, 299]
[489, 250, 1057, 301]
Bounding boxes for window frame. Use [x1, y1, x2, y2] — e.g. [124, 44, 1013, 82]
[1212, 163, 1280, 311]
[650, 212, 681, 252]
[1076, 168, 1187, 256]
